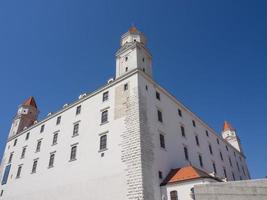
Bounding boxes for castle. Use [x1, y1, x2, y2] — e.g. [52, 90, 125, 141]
[0, 27, 250, 200]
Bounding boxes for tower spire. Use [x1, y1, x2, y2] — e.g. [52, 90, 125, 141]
[23, 96, 38, 108]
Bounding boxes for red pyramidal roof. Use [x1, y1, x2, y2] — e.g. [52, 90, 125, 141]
[223, 121, 235, 132]
[23, 96, 37, 108]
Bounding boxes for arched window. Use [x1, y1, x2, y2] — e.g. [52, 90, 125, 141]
[100, 135, 107, 150]
[170, 190, 178, 200]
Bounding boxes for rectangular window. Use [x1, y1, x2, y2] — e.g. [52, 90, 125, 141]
[181, 126, 185, 137]
[21, 147, 26, 159]
[192, 120, 196, 127]
[226, 145, 229, 151]
[25, 132, 30, 140]
[36, 140, 42, 152]
[212, 162, 217, 174]
[100, 135, 107, 151]
[56, 116, 61, 125]
[16, 165, 22, 179]
[1, 165, 11, 185]
[217, 138, 220, 145]
[170, 191, 178, 200]
[48, 153, 55, 168]
[229, 157, 233, 167]
[76, 105, 81, 115]
[156, 91, 160, 100]
[0, 190, 3, 197]
[232, 172, 236, 180]
[8, 153, 13, 163]
[199, 154, 203, 168]
[73, 123, 79, 136]
[236, 162, 240, 172]
[157, 110, 163, 123]
[220, 151, 223, 161]
[32, 160, 38, 174]
[206, 130, 209, 137]
[70, 145, 77, 161]
[158, 171, 163, 179]
[184, 146, 189, 161]
[209, 144, 213, 155]
[101, 110, 108, 124]
[242, 166, 246, 176]
[178, 109, 182, 117]
[124, 83, 128, 91]
[159, 134, 165, 149]
[13, 139, 17, 146]
[195, 135, 200, 146]
[223, 168, 227, 178]
[40, 124, 45, 133]
[102, 91, 109, 102]
[52, 133, 58, 145]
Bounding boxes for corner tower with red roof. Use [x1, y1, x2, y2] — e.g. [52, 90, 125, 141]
[8, 97, 39, 138]
[221, 121, 243, 153]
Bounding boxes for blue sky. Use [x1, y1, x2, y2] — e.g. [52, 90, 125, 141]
[0, 0, 266, 178]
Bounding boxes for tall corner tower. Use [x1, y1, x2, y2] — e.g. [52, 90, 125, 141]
[221, 121, 243, 153]
[8, 97, 39, 138]
[115, 26, 152, 79]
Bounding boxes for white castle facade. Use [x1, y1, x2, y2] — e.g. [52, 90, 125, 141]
[0, 27, 250, 200]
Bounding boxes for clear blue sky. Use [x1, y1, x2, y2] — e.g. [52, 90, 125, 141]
[0, 0, 266, 179]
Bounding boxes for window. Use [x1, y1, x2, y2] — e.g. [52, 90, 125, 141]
[220, 151, 223, 161]
[229, 157, 233, 167]
[199, 154, 203, 168]
[206, 130, 209, 137]
[56, 116, 61, 125]
[223, 168, 227, 178]
[0, 190, 3, 197]
[181, 126, 185, 137]
[156, 91, 160, 100]
[48, 153, 55, 168]
[100, 135, 107, 151]
[142, 57, 145, 62]
[25, 132, 30, 140]
[16, 165, 22, 179]
[217, 138, 220, 145]
[101, 110, 108, 124]
[70, 145, 77, 161]
[192, 120, 196, 127]
[208, 144, 213, 155]
[158, 171, 163, 179]
[236, 162, 240, 172]
[159, 134, 165, 149]
[8, 153, 13, 163]
[212, 162, 217, 174]
[195, 135, 200, 146]
[124, 83, 128, 91]
[102, 91, 109, 102]
[157, 110, 163, 123]
[125, 67, 128, 72]
[76, 105, 81, 115]
[226, 145, 229, 151]
[36, 140, 42, 152]
[242, 166, 246, 176]
[73, 123, 79, 136]
[178, 109, 182, 117]
[21, 147, 26, 159]
[52, 133, 58, 145]
[232, 172, 236, 180]
[1, 165, 11, 185]
[13, 139, 17, 146]
[184, 146, 189, 161]
[32, 160, 38, 173]
[125, 56, 128, 61]
[170, 191, 178, 200]
[40, 124, 45, 133]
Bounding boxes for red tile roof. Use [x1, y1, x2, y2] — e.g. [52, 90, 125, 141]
[129, 26, 138, 33]
[23, 96, 37, 108]
[161, 166, 221, 185]
[223, 121, 235, 132]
